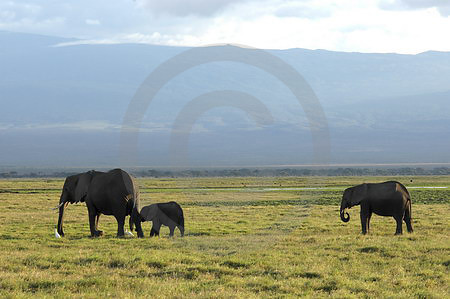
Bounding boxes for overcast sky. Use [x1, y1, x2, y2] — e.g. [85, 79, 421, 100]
[1, 0, 449, 53]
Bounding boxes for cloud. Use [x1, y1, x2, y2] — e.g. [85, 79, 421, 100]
[85, 19, 100, 25]
[380, 0, 450, 16]
[0, 0, 150, 38]
[0, 2, 64, 30]
[138, 0, 250, 17]
[0, 120, 174, 133]
[1, 121, 121, 131]
[52, 32, 198, 47]
[274, 1, 332, 19]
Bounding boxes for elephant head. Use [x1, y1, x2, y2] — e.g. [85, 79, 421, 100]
[340, 184, 367, 222]
[57, 172, 94, 237]
[140, 204, 158, 222]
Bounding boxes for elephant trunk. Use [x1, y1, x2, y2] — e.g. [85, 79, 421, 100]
[179, 214, 185, 237]
[126, 174, 143, 238]
[340, 203, 350, 223]
[57, 193, 67, 237]
[129, 216, 134, 232]
[130, 203, 144, 238]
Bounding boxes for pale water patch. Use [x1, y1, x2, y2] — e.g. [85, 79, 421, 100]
[188, 186, 448, 192]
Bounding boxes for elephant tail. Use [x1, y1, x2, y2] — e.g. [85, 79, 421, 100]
[396, 182, 412, 220]
[406, 186, 412, 220]
[408, 198, 412, 220]
[403, 197, 412, 221]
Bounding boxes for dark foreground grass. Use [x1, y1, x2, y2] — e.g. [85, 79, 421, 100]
[0, 176, 449, 298]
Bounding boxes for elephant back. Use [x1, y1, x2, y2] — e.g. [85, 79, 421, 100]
[157, 202, 183, 225]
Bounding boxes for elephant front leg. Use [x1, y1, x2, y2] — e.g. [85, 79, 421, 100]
[150, 220, 156, 237]
[360, 216, 368, 235]
[360, 210, 370, 235]
[150, 220, 161, 237]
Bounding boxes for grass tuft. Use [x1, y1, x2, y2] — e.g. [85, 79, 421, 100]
[221, 260, 250, 269]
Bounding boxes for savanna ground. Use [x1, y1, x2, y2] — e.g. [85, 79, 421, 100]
[0, 176, 449, 298]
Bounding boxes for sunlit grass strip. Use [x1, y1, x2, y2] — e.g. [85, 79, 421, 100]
[0, 176, 448, 297]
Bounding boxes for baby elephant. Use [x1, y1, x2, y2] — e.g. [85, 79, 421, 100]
[140, 202, 185, 237]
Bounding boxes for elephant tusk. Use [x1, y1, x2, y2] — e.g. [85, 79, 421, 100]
[51, 201, 69, 211]
[51, 202, 65, 211]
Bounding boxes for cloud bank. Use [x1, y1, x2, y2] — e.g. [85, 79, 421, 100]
[1, 0, 450, 53]
[380, 0, 450, 16]
[138, 0, 249, 17]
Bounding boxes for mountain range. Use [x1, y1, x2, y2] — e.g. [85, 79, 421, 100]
[0, 31, 449, 167]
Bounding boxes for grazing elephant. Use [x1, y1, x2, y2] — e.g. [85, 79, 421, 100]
[140, 202, 185, 237]
[56, 169, 144, 238]
[340, 181, 413, 235]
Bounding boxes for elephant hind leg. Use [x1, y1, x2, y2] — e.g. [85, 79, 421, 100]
[404, 218, 413, 233]
[115, 214, 125, 237]
[178, 225, 185, 237]
[404, 203, 413, 233]
[394, 215, 403, 235]
[150, 220, 161, 237]
[169, 225, 175, 237]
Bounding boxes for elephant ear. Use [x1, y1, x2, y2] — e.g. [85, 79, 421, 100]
[140, 204, 158, 221]
[349, 184, 367, 206]
[73, 172, 93, 203]
[63, 175, 78, 203]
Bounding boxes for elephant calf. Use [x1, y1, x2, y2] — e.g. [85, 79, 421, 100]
[340, 181, 413, 235]
[140, 202, 185, 237]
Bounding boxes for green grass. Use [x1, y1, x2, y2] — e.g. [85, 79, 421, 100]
[0, 176, 449, 298]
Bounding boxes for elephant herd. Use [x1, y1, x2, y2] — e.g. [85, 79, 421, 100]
[55, 169, 413, 238]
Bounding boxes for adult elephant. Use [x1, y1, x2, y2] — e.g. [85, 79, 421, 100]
[340, 181, 413, 235]
[56, 169, 144, 238]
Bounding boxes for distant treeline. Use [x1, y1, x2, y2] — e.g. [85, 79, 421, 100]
[134, 167, 450, 177]
[1, 167, 450, 178]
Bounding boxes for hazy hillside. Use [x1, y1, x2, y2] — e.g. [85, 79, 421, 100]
[0, 31, 449, 167]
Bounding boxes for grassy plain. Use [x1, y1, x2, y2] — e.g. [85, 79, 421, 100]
[0, 176, 449, 298]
